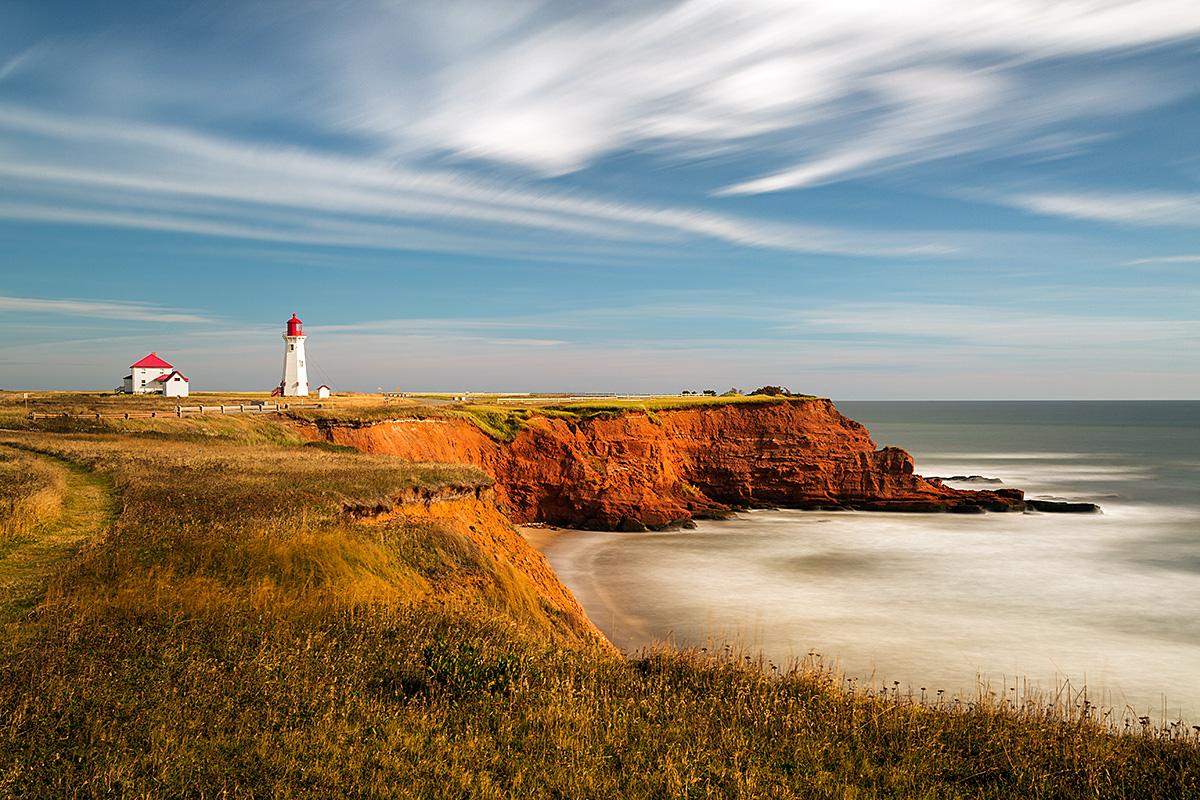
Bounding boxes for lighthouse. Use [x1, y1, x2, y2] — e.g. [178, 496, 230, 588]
[280, 313, 309, 397]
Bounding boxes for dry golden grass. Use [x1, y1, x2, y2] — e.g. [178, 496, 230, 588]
[0, 445, 113, 623]
[0, 448, 65, 543]
[1, 434, 472, 604]
[3, 608, 1198, 798]
[0, 421, 1196, 798]
[0, 389, 408, 431]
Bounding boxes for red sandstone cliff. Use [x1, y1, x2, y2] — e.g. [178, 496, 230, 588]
[294, 399, 1023, 530]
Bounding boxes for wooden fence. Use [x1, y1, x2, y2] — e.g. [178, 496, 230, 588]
[28, 402, 323, 421]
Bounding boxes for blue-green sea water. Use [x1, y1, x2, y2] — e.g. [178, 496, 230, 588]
[530, 401, 1200, 721]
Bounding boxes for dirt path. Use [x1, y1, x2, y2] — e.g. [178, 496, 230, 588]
[0, 446, 114, 624]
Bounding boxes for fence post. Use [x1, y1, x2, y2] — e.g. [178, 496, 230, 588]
[177, 406, 182, 418]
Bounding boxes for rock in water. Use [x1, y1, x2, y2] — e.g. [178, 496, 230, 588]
[1025, 499, 1101, 513]
[928, 475, 1003, 484]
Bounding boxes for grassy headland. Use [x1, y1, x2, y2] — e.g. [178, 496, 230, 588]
[288, 391, 813, 442]
[3, 388, 807, 441]
[0, 399, 1197, 797]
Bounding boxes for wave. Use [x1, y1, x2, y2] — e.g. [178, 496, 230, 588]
[918, 452, 1096, 461]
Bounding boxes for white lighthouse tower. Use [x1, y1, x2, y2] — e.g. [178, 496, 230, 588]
[280, 313, 309, 397]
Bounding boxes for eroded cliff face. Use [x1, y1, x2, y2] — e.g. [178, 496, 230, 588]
[296, 399, 1023, 530]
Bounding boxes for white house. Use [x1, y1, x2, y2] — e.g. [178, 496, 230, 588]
[121, 353, 190, 396]
[316, 384, 331, 399]
[123, 352, 174, 394]
[152, 370, 190, 398]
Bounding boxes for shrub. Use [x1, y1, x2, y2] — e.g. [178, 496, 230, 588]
[750, 385, 793, 397]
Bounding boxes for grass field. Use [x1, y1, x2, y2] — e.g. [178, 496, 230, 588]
[0, 447, 66, 544]
[0, 406, 1197, 797]
[0, 446, 112, 622]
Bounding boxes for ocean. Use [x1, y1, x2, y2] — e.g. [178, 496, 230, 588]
[530, 401, 1200, 722]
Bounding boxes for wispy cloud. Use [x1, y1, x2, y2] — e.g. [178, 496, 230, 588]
[0, 294, 216, 324]
[0, 42, 51, 83]
[716, 67, 1012, 195]
[309, 318, 565, 335]
[1126, 254, 1200, 265]
[3, 0, 1195, 240]
[314, 0, 1198, 192]
[1001, 191, 1200, 227]
[783, 302, 1200, 353]
[0, 104, 955, 258]
[312, 299, 1200, 359]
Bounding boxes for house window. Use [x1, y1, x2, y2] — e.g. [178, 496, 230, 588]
[298, 361, 304, 367]
[289, 344, 295, 351]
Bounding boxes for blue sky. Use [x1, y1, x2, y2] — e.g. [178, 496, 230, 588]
[0, 0, 1197, 397]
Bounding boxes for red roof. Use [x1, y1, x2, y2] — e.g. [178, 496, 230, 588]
[130, 352, 173, 369]
[153, 370, 188, 382]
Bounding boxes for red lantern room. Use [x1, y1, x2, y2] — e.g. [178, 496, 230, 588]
[286, 313, 303, 337]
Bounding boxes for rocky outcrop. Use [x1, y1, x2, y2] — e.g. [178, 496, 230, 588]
[293, 399, 1025, 530]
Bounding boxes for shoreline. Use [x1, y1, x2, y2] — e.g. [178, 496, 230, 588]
[522, 505, 1200, 726]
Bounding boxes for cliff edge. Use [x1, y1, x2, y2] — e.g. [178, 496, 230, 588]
[294, 398, 1023, 530]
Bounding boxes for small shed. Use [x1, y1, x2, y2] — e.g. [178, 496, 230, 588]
[316, 384, 331, 399]
[153, 370, 190, 398]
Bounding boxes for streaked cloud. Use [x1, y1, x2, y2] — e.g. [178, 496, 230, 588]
[3, 0, 1195, 220]
[0, 294, 215, 324]
[1126, 255, 1200, 266]
[784, 302, 1199, 352]
[0, 104, 955, 258]
[1001, 191, 1200, 227]
[313, 0, 1197, 192]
